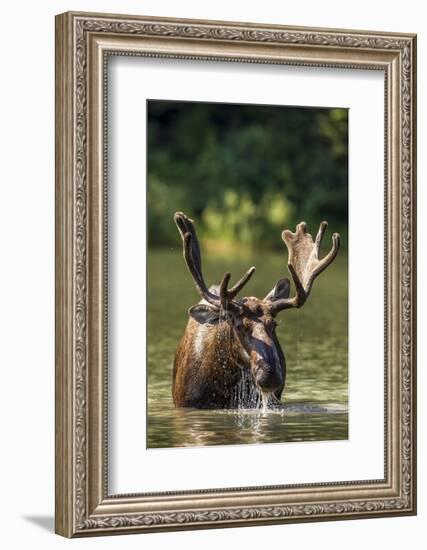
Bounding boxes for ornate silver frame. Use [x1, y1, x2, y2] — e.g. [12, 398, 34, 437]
[55, 11, 417, 537]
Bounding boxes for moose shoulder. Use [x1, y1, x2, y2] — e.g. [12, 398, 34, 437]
[172, 212, 340, 410]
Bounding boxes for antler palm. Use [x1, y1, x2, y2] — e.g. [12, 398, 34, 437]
[269, 221, 340, 314]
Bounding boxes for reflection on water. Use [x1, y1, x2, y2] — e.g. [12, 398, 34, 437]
[148, 249, 348, 448]
[149, 401, 348, 448]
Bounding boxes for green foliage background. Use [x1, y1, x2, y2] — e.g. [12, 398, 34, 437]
[147, 100, 348, 251]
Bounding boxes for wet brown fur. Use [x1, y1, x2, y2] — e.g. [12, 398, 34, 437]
[173, 318, 243, 408]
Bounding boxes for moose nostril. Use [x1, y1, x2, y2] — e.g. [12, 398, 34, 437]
[254, 362, 282, 392]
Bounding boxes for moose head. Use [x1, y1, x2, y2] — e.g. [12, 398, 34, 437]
[172, 212, 340, 409]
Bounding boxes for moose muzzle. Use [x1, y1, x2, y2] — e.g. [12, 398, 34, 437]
[250, 347, 282, 392]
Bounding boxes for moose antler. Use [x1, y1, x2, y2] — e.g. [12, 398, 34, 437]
[269, 221, 340, 315]
[174, 212, 255, 312]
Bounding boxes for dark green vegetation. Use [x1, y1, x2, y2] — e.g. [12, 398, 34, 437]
[147, 250, 348, 448]
[148, 100, 348, 252]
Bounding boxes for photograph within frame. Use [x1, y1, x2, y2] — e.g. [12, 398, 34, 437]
[146, 99, 349, 449]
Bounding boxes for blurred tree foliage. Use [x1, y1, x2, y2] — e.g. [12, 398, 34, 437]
[147, 101, 348, 251]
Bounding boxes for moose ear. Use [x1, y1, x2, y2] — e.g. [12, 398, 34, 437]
[188, 304, 220, 325]
[264, 277, 291, 302]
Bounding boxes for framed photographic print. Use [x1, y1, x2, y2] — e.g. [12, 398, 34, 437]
[55, 11, 417, 537]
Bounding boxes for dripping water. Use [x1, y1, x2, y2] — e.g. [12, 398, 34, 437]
[260, 390, 273, 412]
[231, 367, 271, 409]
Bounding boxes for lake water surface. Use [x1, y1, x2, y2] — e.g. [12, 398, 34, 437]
[147, 248, 348, 448]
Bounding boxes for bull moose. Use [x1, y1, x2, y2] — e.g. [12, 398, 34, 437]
[172, 212, 340, 410]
